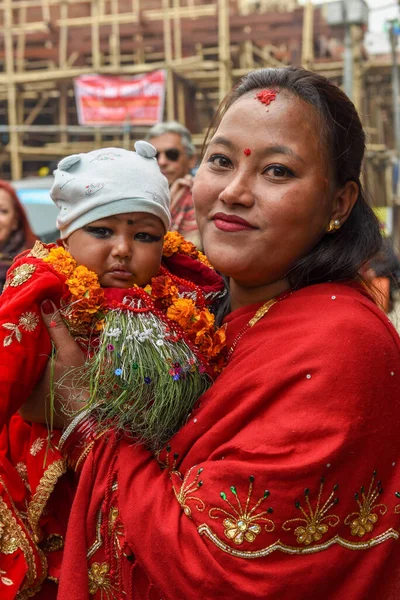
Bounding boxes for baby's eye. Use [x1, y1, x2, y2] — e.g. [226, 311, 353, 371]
[134, 232, 162, 243]
[208, 154, 232, 169]
[264, 165, 294, 178]
[85, 226, 112, 238]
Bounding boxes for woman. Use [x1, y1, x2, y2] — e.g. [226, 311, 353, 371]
[0, 180, 36, 292]
[16, 67, 400, 598]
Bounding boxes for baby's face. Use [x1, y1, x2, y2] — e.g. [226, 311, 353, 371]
[64, 212, 165, 288]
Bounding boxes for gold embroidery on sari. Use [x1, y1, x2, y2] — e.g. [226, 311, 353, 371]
[209, 476, 275, 545]
[172, 465, 205, 518]
[282, 478, 340, 545]
[2, 312, 39, 347]
[40, 534, 64, 554]
[198, 526, 399, 558]
[29, 438, 46, 457]
[9, 264, 36, 287]
[88, 562, 118, 598]
[0, 569, 13, 586]
[0, 492, 37, 587]
[27, 459, 66, 543]
[344, 472, 387, 537]
[28, 241, 49, 260]
[87, 510, 103, 560]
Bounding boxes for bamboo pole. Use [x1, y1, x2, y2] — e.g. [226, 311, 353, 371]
[16, 6, 27, 72]
[163, 0, 175, 121]
[91, 0, 101, 70]
[301, 0, 314, 69]
[4, 0, 22, 180]
[218, 0, 231, 103]
[110, 0, 121, 69]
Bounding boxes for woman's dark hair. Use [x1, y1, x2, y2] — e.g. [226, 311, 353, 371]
[204, 66, 382, 289]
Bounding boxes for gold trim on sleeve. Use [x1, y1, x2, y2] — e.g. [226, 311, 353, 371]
[27, 459, 66, 544]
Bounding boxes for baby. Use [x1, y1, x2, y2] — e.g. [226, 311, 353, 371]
[0, 142, 225, 599]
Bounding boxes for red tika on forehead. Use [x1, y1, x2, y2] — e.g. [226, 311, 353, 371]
[255, 89, 278, 106]
[243, 148, 251, 156]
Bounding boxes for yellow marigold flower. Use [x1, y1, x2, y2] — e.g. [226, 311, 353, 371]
[179, 240, 197, 257]
[44, 246, 77, 277]
[66, 265, 100, 296]
[197, 251, 213, 269]
[166, 298, 196, 328]
[163, 231, 183, 257]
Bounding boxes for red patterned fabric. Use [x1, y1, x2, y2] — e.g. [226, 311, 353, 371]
[58, 282, 400, 600]
[0, 242, 225, 598]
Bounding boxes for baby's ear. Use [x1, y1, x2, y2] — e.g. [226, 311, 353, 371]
[57, 154, 81, 172]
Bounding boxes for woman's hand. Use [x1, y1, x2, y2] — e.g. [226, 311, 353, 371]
[20, 300, 88, 427]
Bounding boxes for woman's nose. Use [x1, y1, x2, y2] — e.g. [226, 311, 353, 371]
[218, 173, 255, 207]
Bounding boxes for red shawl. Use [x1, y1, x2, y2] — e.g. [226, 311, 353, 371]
[58, 282, 400, 600]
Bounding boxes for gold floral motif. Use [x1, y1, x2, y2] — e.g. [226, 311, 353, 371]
[282, 478, 340, 546]
[19, 312, 40, 332]
[2, 311, 39, 347]
[27, 241, 49, 260]
[88, 562, 117, 598]
[9, 263, 36, 287]
[15, 462, 31, 492]
[27, 459, 66, 543]
[209, 476, 274, 546]
[345, 472, 387, 537]
[172, 465, 205, 518]
[29, 437, 46, 457]
[0, 569, 13, 586]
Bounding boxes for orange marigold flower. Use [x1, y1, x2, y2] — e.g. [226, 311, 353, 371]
[167, 298, 196, 328]
[197, 251, 213, 269]
[151, 275, 179, 301]
[66, 265, 101, 296]
[179, 240, 197, 257]
[210, 326, 227, 357]
[191, 308, 215, 342]
[44, 246, 77, 277]
[163, 231, 183, 257]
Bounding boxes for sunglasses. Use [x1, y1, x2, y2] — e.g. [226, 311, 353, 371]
[155, 148, 181, 162]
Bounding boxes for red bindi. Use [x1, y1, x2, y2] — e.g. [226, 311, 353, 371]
[244, 148, 251, 156]
[255, 89, 277, 107]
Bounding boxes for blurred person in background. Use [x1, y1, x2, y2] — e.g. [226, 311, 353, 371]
[0, 180, 36, 293]
[360, 237, 400, 313]
[147, 121, 201, 248]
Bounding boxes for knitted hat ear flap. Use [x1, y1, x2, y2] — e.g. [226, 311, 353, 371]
[57, 154, 81, 172]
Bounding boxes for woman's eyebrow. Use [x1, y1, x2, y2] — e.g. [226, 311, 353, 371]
[261, 145, 305, 164]
[209, 135, 236, 150]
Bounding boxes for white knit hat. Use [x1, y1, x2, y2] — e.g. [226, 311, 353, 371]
[51, 141, 171, 239]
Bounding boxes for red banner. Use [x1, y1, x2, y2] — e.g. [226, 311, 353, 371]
[74, 70, 166, 126]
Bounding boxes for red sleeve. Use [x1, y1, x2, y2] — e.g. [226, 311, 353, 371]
[113, 287, 400, 599]
[0, 254, 65, 426]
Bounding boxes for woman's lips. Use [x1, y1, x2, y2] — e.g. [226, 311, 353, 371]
[212, 212, 256, 232]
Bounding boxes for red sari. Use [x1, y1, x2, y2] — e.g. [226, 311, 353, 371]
[58, 282, 400, 600]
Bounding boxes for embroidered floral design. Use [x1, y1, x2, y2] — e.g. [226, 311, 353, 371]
[88, 562, 117, 597]
[2, 311, 40, 347]
[8, 263, 36, 287]
[29, 437, 46, 457]
[282, 478, 340, 546]
[85, 183, 104, 196]
[344, 472, 387, 537]
[172, 465, 205, 518]
[0, 569, 13, 586]
[15, 462, 31, 492]
[209, 476, 274, 546]
[28, 240, 49, 259]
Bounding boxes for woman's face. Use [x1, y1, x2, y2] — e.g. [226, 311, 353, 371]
[193, 92, 335, 287]
[0, 189, 18, 246]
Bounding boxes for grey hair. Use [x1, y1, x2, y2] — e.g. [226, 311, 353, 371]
[146, 121, 196, 158]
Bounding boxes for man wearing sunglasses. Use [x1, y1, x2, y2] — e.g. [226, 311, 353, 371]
[147, 121, 200, 248]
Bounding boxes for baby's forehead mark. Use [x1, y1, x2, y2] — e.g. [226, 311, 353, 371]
[255, 89, 278, 107]
[127, 219, 134, 225]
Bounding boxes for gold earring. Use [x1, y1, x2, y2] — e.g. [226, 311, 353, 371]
[326, 219, 340, 233]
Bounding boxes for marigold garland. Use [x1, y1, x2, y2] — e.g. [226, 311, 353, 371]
[42, 236, 225, 367]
